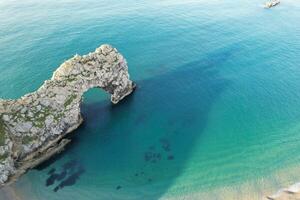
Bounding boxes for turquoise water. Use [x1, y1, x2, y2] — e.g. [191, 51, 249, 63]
[1, 0, 300, 199]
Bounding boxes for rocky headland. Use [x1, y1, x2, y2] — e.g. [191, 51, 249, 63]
[0, 44, 135, 186]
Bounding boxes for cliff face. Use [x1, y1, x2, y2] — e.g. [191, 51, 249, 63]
[0, 45, 135, 185]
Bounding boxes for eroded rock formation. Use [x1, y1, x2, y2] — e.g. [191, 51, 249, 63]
[0, 44, 135, 185]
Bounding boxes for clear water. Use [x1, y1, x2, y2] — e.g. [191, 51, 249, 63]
[1, 0, 300, 199]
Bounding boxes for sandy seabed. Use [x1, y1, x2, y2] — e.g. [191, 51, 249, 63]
[2, 166, 300, 200]
[161, 164, 300, 200]
[0, 186, 21, 200]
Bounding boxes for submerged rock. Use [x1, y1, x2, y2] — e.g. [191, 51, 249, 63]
[116, 185, 122, 190]
[0, 44, 135, 186]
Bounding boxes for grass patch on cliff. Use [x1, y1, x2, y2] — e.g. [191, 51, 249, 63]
[0, 153, 8, 162]
[64, 94, 77, 108]
[65, 75, 77, 82]
[22, 135, 37, 145]
[0, 118, 6, 146]
[54, 112, 64, 122]
[0, 133, 5, 146]
[34, 106, 51, 128]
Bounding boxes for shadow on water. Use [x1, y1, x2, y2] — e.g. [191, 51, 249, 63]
[43, 159, 85, 192]
[29, 46, 235, 199]
[35, 151, 86, 192]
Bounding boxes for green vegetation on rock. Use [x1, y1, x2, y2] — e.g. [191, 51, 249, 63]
[0, 118, 6, 146]
[0, 153, 8, 162]
[22, 135, 36, 145]
[54, 112, 64, 122]
[64, 94, 77, 107]
[34, 106, 51, 128]
[65, 75, 77, 82]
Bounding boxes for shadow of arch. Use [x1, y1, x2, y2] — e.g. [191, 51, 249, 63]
[60, 52, 232, 199]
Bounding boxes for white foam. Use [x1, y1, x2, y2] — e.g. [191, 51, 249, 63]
[266, 189, 285, 199]
[284, 182, 300, 193]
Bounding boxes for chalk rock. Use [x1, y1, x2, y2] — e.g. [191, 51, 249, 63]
[0, 44, 135, 185]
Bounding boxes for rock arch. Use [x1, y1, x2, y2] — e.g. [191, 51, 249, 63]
[0, 45, 135, 185]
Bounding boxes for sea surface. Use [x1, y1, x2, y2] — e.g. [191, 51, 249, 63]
[1, 0, 300, 199]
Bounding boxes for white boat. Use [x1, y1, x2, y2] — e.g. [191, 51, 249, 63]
[264, 0, 280, 8]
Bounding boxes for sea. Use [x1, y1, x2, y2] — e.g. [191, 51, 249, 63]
[1, 0, 300, 199]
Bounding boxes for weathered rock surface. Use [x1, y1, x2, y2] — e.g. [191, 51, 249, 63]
[0, 44, 135, 185]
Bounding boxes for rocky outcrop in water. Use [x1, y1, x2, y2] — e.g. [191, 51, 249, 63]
[0, 44, 135, 185]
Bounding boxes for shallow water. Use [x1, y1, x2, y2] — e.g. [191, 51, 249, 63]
[1, 0, 300, 199]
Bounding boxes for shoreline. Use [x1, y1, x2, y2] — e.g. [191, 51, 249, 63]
[0, 186, 20, 200]
[161, 163, 300, 200]
[266, 183, 300, 200]
[3, 161, 300, 200]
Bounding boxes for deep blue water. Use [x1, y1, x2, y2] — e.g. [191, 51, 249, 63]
[1, 0, 300, 199]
